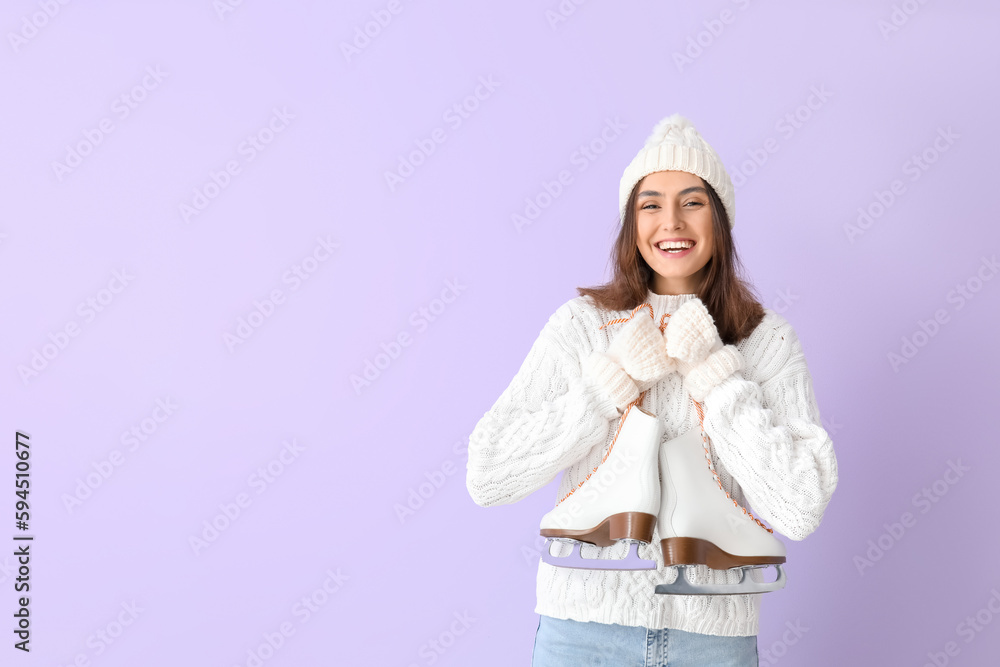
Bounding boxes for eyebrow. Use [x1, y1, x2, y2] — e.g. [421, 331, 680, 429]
[637, 186, 707, 199]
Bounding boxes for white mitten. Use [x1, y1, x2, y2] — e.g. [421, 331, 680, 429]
[579, 312, 674, 412]
[666, 299, 743, 402]
[676, 345, 744, 402]
[665, 298, 723, 365]
[606, 312, 675, 386]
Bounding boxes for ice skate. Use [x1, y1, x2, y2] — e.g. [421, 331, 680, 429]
[539, 401, 663, 570]
[654, 404, 787, 595]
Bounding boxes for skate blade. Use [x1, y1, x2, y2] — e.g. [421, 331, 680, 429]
[654, 564, 786, 595]
[540, 538, 656, 571]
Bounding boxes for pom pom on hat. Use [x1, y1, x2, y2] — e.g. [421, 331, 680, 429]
[644, 113, 698, 148]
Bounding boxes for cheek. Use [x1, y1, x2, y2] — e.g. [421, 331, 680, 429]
[636, 225, 655, 248]
[696, 241, 713, 263]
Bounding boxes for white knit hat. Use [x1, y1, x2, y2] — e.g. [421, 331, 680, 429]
[619, 113, 736, 229]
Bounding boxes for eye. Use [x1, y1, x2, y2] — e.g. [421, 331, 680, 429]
[684, 201, 705, 207]
[641, 202, 659, 210]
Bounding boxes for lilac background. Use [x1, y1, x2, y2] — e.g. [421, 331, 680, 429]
[1, 1, 999, 665]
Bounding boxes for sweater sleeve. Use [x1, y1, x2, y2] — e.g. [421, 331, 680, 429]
[466, 299, 622, 508]
[698, 313, 839, 541]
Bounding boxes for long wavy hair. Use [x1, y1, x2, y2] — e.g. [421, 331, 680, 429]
[577, 177, 765, 345]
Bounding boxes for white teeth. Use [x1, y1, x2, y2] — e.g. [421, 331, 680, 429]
[658, 241, 694, 251]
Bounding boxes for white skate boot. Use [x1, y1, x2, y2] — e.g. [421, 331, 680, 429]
[539, 401, 663, 570]
[654, 405, 787, 595]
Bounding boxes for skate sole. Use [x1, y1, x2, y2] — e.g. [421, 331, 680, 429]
[660, 537, 786, 569]
[540, 512, 655, 547]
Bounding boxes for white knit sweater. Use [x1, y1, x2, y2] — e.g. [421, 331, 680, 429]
[466, 288, 839, 637]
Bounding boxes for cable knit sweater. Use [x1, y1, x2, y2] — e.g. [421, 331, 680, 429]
[466, 289, 839, 637]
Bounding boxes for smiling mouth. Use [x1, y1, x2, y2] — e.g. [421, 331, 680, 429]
[656, 240, 696, 255]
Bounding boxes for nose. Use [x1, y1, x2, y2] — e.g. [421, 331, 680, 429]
[661, 207, 684, 230]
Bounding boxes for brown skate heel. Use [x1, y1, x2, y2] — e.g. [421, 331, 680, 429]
[660, 537, 786, 569]
[540, 512, 656, 547]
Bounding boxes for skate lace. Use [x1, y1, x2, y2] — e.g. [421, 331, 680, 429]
[690, 398, 773, 533]
[556, 302, 774, 534]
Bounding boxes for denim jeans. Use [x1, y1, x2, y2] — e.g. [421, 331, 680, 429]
[531, 615, 758, 666]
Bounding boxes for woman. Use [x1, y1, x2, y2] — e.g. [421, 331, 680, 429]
[466, 114, 839, 666]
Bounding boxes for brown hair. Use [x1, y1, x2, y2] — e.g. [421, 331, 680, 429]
[577, 177, 765, 345]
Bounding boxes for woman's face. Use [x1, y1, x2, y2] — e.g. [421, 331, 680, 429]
[634, 170, 715, 295]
